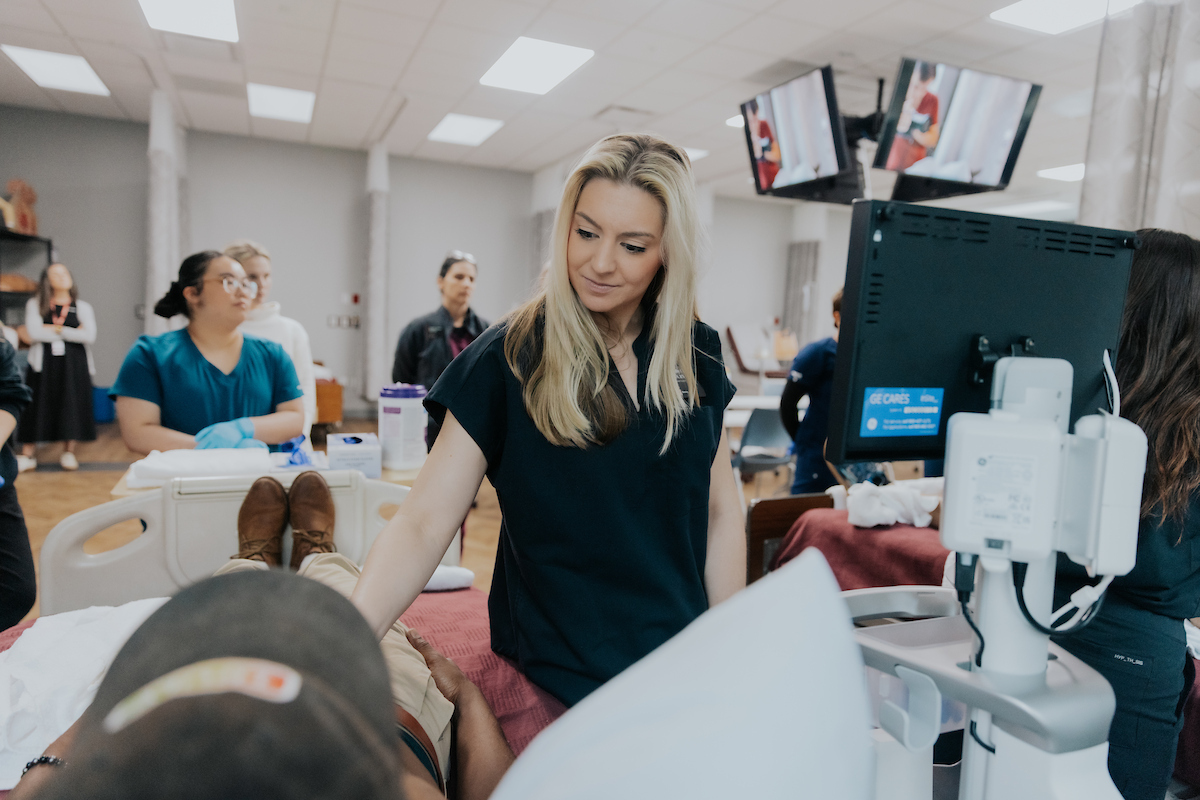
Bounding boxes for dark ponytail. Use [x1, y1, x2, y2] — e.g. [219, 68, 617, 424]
[154, 251, 221, 319]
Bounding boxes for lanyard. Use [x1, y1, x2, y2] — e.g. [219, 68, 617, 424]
[51, 304, 70, 327]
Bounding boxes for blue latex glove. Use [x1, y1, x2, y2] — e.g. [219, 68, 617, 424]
[194, 417, 255, 449]
[236, 439, 269, 450]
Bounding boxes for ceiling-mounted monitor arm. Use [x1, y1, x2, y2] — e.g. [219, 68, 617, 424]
[842, 77, 888, 147]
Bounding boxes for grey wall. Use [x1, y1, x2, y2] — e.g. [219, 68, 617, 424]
[186, 131, 371, 411]
[702, 196, 794, 392]
[387, 157, 534, 357]
[0, 105, 147, 386]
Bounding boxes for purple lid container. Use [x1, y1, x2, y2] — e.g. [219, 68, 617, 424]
[380, 383, 427, 399]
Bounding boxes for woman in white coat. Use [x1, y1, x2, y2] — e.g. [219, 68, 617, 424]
[18, 263, 96, 471]
[224, 241, 317, 441]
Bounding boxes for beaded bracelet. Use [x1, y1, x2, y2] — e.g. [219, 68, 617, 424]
[22, 755, 66, 775]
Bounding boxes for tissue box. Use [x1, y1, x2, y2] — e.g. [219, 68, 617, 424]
[325, 432, 381, 479]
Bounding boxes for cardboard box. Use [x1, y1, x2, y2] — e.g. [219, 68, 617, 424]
[325, 432, 381, 479]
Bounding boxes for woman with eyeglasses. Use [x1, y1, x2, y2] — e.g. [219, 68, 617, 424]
[392, 250, 489, 449]
[16, 263, 97, 472]
[111, 251, 304, 455]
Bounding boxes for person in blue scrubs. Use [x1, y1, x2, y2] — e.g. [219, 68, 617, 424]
[111, 251, 304, 455]
[780, 288, 840, 494]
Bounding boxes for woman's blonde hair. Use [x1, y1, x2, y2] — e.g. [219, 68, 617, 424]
[223, 239, 271, 265]
[504, 133, 702, 454]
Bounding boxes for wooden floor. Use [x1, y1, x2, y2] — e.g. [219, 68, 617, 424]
[18, 423, 787, 623]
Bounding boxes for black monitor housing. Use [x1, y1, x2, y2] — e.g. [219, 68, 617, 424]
[826, 200, 1138, 463]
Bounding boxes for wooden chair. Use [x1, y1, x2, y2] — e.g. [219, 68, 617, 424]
[745, 493, 834, 584]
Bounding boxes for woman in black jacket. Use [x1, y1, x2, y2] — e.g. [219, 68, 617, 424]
[392, 251, 489, 448]
[0, 337, 34, 628]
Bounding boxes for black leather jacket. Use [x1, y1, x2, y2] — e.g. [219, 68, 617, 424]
[391, 305, 490, 391]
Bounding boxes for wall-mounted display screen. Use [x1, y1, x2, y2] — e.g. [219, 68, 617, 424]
[740, 65, 859, 203]
[874, 59, 1040, 202]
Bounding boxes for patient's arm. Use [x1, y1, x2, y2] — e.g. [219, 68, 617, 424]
[407, 629, 515, 800]
[7, 715, 82, 799]
[115, 396, 195, 454]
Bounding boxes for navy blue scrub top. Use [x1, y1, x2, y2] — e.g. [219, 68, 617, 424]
[110, 329, 302, 435]
[426, 319, 737, 706]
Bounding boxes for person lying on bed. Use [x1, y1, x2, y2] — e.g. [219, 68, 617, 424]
[9, 472, 513, 800]
[111, 250, 305, 455]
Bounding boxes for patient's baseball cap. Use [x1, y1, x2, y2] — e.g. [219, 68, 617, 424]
[38, 570, 404, 800]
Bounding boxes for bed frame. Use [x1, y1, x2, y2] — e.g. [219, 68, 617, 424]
[38, 470, 458, 615]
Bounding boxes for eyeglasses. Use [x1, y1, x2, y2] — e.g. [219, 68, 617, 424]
[204, 275, 258, 299]
[445, 250, 477, 265]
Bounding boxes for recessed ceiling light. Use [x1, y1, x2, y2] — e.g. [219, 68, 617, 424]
[987, 200, 1075, 218]
[684, 148, 709, 162]
[247, 83, 315, 123]
[726, 115, 744, 128]
[138, 0, 238, 42]
[0, 45, 109, 95]
[1037, 163, 1086, 181]
[479, 37, 593, 95]
[428, 113, 504, 146]
[990, 0, 1140, 35]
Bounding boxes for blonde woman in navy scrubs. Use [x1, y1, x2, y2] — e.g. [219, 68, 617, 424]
[111, 251, 304, 455]
[353, 134, 745, 708]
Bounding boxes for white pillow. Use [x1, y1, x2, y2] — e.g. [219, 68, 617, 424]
[490, 549, 871, 800]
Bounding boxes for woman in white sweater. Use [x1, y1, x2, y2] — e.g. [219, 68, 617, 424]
[224, 241, 317, 440]
[18, 263, 97, 471]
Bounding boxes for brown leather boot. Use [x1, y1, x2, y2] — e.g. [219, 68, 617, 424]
[234, 476, 287, 566]
[288, 471, 336, 570]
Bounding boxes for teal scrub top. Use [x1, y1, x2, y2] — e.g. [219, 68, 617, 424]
[111, 329, 302, 435]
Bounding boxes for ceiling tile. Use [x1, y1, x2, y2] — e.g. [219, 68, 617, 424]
[239, 0, 338, 31]
[244, 66, 319, 92]
[0, 2, 63, 34]
[709, 0, 776, 10]
[771, 0, 898, 32]
[394, 62, 476, 98]
[719, 14, 832, 58]
[47, 88, 127, 119]
[619, 68, 717, 115]
[454, 84, 540, 119]
[55, 13, 158, 49]
[605, 27, 702, 66]
[434, 0, 541, 39]
[0, 56, 58, 109]
[853, 1, 980, 49]
[419, 23, 513, 62]
[73, 40, 147, 68]
[332, 5, 428, 47]
[309, 78, 390, 147]
[106, 80, 153, 120]
[402, 44, 495, 83]
[90, 61, 155, 91]
[238, 18, 330, 56]
[250, 115, 310, 142]
[526, 52, 659, 117]
[383, 91, 461, 154]
[164, 53, 245, 83]
[323, 54, 409, 88]
[411, 137, 476, 163]
[790, 30, 904, 73]
[343, 0, 442, 21]
[522, 9, 627, 51]
[178, 89, 251, 135]
[548, 0, 660, 21]
[511, 116, 614, 169]
[0, 28, 77, 54]
[639, 0, 753, 42]
[327, 34, 418, 74]
[677, 45, 779, 81]
[243, 46, 323, 76]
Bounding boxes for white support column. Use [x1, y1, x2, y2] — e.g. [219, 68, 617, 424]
[146, 90, 180, 336]
[363, 141, 390, 402]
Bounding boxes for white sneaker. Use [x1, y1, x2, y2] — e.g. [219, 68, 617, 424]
[60, 452, 78, 471]
[16, 455, 36, 473]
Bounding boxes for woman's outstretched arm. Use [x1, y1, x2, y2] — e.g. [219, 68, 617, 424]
[352, 411, 488, 639]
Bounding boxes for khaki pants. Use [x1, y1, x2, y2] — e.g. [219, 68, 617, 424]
[216, 553, 454, 776]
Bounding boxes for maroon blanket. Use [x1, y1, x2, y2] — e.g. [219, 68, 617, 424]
[769, 507, 1200, 788]
[769, 507, 949, 589]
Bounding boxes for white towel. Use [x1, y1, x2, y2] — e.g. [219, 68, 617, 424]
[846, 481, 940, 528]
[127, 448, 275, 488]
[0, 598, 168, 788]
[423, 565, 475, 592]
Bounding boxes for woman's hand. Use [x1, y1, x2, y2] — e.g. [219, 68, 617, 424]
[406, 628, 472, 706]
